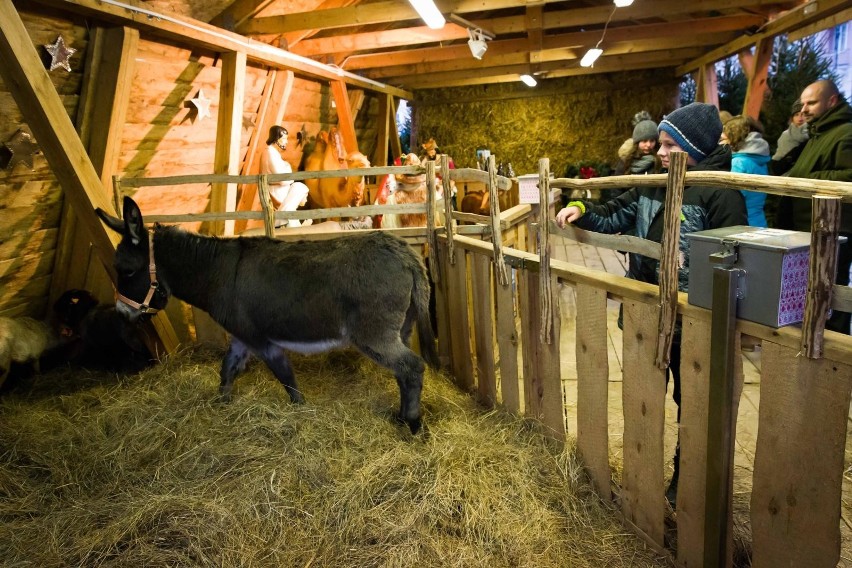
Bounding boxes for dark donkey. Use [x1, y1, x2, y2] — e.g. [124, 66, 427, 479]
[97, 197, 439, 433]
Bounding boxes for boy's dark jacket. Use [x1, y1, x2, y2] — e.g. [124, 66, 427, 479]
[571, 144, 747, 291]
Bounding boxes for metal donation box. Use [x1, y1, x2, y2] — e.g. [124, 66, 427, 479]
[686, 226, 842, 328]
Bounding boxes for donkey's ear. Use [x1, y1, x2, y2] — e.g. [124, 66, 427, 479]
[96, 208, 125, 234]
[122, 197, 145, 246]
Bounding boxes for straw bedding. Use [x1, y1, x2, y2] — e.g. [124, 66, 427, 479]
[0, 346, 669, 567]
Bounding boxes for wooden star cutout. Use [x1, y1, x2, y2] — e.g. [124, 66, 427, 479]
[44, 35, 75, 72]
[1, 130, 39, 170]
[190, 89, 212, 121]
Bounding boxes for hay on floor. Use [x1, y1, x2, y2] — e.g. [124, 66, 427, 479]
[0, 346, 669, 567]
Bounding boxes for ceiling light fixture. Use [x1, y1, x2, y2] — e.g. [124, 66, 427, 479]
[408, 0, 445, 29]
[580, 1, 627, 68]
[520, 74, 537, 87]
[580, 48, 603, 67]
[468, 28, 488, 60]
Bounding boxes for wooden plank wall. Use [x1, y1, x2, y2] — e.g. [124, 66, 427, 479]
[0, 5, 381, 336]
[0, 10, 88, 318]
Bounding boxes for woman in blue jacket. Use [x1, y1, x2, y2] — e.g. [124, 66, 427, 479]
[722, 115, 771, 227]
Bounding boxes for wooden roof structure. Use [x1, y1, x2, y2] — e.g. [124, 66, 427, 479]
[217, 0, 849, 90]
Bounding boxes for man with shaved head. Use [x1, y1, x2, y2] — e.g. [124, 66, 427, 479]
[778, 79, 852, 333]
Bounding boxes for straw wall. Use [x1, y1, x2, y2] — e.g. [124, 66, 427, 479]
[412, 69, 679, 176]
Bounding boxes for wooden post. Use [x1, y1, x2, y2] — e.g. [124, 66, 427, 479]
[210, 50, 247, 237]
[373, 93, 391, 167]
[425, 160, 440, 284]
[471, 253, 497, 405]
[576, 283, 611, 498]
[656, 151, 687, 369]
[331, 80, 358, 153]
[801, 195, 842, 358]
[442, 157, 456, 265]
[234, 69, 294, 233]
[537, 158, 553, 344]
[741, 38, 772, 120]
[488, 156, 509, 286]
[257, 175, 275, 237]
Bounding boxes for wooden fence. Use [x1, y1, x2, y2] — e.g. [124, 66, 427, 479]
[114, 155, 852, 567]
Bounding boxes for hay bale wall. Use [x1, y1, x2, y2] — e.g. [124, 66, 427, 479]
[412, 69, 679, 176]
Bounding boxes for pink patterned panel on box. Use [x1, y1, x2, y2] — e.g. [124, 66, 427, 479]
[777, 250, 809, 326]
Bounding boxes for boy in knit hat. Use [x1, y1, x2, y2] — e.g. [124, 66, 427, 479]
[556, 102, 747, 508]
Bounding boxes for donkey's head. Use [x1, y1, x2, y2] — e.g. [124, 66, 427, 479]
[96, 196, 170, 322]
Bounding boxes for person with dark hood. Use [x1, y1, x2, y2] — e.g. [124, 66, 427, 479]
[776, 79, 852, 335]
[769, 99, 809, 176]
[555, 102, 747, 508]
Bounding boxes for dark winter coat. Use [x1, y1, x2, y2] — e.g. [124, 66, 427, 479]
[571, 144, 747, 291]
[776, 101, 852, 232]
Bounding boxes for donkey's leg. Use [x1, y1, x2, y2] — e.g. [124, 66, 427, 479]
[354, 336, 425, 434]
[219, 337, 251, 402]
[256, 344, 305, 404]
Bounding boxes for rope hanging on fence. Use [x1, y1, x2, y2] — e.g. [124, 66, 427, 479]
[487, 155, 509, 287]
[538, 158, 553, 345]
[655, 151, 687, 370]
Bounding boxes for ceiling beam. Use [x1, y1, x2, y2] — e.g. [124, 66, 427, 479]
[340, 16, 750, 72]
[394, 48, 705, 89]
[30, 0, 413, 99]
[365, 34, 733, 80]
[210, 0, 277, 30]
[239, 0, 564, 35]
[677, 0, 850, 74]
[243, 0, 789, 36]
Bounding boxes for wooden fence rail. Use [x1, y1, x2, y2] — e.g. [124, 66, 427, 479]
[434, 162, 852, 567]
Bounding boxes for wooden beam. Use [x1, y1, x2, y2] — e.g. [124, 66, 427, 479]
[695, 63, 719, 106]
[374, 93, 390, 168]
[234, 69, 294, 233]
[210, 0, 276, 30]
[788, 6, 852, 42]
[389, 48, 704, 89]
[677, 0, 851, 74]
[245, 0, 778, 35]
[331, 80, 358, 154]
[742, 37, 773, 119]
[389, 98, 402, 162]
[52, 25, 139, 305]
[31, 0, 413, 99]
[0, 0, 179, 352]
[363, 36, 719, 79]
[304, 15, 752, 61]
[348, 89, 366, 121]
[209, 50, 246, 237]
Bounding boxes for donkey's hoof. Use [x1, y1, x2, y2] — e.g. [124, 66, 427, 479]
[216, 392, 233, 404]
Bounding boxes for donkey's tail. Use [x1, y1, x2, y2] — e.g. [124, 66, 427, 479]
[412, 265, 440, 370]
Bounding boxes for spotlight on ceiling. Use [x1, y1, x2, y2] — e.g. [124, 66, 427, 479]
[520, 74, 537, 87]
[468, 28, 488, 60]
[614, 0, 634, 6]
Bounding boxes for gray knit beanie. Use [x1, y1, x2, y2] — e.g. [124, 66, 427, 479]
[632, 119, 659, 142]
[658, 102, 722, 163]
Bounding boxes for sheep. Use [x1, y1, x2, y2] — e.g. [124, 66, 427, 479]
[0, 316, 60, 387]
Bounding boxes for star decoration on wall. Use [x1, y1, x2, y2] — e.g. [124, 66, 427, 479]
[189, 89, 212, 121]
[0, 129, 40, 170]
[43, 35, 76, 72]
